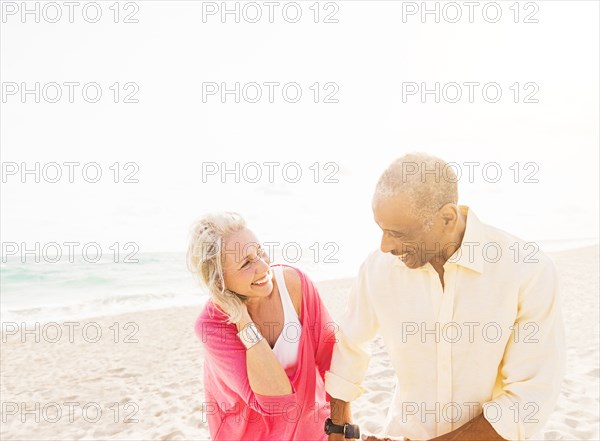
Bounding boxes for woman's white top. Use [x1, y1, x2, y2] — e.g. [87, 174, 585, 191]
[271, 265, 302, 370]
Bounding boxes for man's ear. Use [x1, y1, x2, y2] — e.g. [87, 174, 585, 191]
[439, 203, 458, 226]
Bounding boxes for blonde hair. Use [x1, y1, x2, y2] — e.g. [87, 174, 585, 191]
[374, 152, 458, 231]
[186, 211, 247, 324]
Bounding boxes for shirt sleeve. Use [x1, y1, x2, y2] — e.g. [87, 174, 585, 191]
[196, 308, 298, 416]
[324, 259, 380, 402]
[483, 255, 566, 440]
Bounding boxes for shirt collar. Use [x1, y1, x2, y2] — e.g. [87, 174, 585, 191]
[392, 205, 484, 274]
[448, 205, 484, 274]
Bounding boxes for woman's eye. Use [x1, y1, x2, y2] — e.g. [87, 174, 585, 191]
[241, 261, 249, 268]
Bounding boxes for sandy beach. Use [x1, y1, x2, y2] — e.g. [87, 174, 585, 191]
[1, 245, 598, 440]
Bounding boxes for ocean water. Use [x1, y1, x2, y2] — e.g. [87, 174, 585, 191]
[0, 235, 597, 325]
[0, 253, 198, 326]
[2, 238, 598, 326]
[0, 238, 598, 326]
[0, 247, 355, 326]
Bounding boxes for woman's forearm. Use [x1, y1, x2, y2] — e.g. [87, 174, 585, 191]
[246, 339, 293, 395]
[237, 312, 293, 396]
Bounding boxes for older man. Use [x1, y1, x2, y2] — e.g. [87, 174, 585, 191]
[324, 153, 565, 441]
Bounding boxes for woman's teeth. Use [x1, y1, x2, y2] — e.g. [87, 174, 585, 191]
[252, 272, 271, 286]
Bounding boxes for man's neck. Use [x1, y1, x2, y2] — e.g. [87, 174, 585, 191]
[430, 210, 467, 275]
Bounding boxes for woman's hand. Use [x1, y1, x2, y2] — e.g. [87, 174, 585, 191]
[235, 298, 293, 396]
[235, 302, 253, 332]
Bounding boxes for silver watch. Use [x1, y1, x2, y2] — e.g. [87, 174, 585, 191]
[237, 322, 263, 350]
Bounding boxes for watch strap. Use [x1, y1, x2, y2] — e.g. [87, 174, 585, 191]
[237, 322, 263, 350]
[325, 418, 345, 435]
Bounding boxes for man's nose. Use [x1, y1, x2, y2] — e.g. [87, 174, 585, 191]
[380, 234, 395, 254]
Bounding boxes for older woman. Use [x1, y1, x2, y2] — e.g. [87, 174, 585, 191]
[187, 212, 336, 441]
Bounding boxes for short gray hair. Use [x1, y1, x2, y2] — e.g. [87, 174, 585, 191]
[186, 211, 247, 323]
[374, 152, 458, 230]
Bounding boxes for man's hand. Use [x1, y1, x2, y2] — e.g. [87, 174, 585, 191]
[362, 414, 504, 441]
[329, 433, 374, 441]
[360, 436, 409, 441]
[427, 414, 506, 441]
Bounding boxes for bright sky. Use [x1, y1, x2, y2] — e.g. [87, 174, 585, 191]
[1, 1, 598, 261]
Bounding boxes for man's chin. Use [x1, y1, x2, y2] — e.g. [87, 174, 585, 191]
[398, 253, 424, 268]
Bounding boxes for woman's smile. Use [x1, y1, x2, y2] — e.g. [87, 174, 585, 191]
[251, 270, 272, 287]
